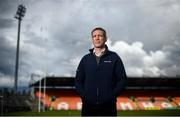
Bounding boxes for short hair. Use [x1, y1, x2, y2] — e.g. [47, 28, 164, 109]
[91, 27, 107, 38]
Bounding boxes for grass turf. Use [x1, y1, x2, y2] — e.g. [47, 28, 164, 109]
[5, 110, 180, 116]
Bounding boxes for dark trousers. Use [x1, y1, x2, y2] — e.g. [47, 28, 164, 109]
[81, 101, 117, 116]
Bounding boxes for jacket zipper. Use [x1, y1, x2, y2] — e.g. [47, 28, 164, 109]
[96, 55, 101, 105]
[96, 87, 99, 104]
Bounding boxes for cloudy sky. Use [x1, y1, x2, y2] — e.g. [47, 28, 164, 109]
[0, 0, 180, 87]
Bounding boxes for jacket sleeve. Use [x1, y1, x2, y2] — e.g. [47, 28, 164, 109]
[75, 57, 85, 98]
[112, 55, 127, 98]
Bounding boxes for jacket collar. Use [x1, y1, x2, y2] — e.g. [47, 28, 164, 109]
[89, 45, 110, 56]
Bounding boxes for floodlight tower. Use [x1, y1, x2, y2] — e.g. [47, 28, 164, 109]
[14, 4, 26, 92]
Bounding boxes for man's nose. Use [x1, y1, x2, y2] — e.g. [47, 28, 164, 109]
[95, 36, 100, 40]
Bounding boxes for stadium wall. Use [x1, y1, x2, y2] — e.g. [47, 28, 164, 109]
[34, 89, 180, 110]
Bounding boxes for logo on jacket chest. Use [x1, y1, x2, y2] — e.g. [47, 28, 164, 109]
[103, 60, 112, 63]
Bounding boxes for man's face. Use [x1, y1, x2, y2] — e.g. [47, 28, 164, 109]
[92, 30, 107, 48]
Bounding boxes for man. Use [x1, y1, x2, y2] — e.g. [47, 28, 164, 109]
[75, 27, 127, 116]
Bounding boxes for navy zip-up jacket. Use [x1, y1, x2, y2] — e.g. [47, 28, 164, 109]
[75, 45, 127, 105]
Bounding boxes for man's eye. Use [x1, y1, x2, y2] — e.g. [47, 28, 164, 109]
[98, 35, 103, 37]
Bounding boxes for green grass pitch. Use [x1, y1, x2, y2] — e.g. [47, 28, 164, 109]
[6, 109, 180, 116]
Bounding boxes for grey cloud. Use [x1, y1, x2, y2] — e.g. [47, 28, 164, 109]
[163, 44, 180, 67]
[0, 0, 180, 87]
[0, 36, 15, 76]
[0, 0, 15, 15]
[0, 18, 15, 29]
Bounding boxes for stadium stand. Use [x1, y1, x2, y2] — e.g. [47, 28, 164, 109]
[29, 76, 180, 111]
[0, 88, 32, 114]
